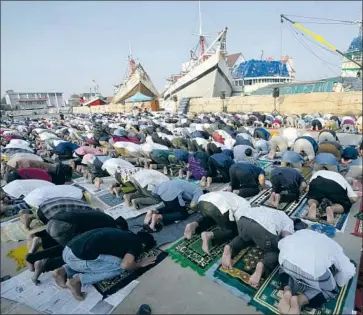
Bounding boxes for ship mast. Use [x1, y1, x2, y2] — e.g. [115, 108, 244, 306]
[128, 42, 137, 75]
[198, 1, 206, 61]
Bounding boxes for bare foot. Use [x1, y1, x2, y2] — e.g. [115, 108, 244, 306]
[326, 206, 334, 225]
[29, 237, 42, 254]
[307, 203, 317, 220]
[268, 193, 276, 207]
[66, 276, 85, 301]
[20, 214, 35, 229]
[113, 187, 121, 198]
[124, 194, 132, 207]
[52, 267, 67, 288]
[178, 169, 183, 179]
[150, 214, 162, 231]
[289, 296, 300, 315]
[94, 177, 103, 190]
[200, 176, 207, 188]
[163, 166, 168, 175]
[206, 177, 212, 188]
[27, 261, 35, 272]
[169, 168, 174, 177]
[31, 259, 47, 285]
[249, 261, 264, 288]
[144, 210, 153, 225]
[225, 186, 232, 192]
[201, 231, 214, 254]
[131, 199, 139, 209]
[27, 234, 35, 252]
[278, 289, 292, 315]
[221, 245, 233, 270]
[184, 222, 198, 239]
[186, 171, 191, 181]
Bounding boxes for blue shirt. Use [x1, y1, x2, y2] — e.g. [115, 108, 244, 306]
[315, 153, 338, 166]
[54, 142, 79, 154]
[254, 127, 270, 141]
[152, 179, 203, 207]
[171, 149, 189, 163]
[342, 147, 359, 160]
[210, 153, 235, 168]
[271, 167, 305, 190]
[230, 163, 265, 177]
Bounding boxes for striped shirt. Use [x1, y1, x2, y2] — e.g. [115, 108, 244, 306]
[37, 197, 94, 224]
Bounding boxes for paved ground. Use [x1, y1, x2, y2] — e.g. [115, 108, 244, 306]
[1, 131, 361, 314]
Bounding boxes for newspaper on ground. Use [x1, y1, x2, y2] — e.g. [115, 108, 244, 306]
[1, 270, 138, 314]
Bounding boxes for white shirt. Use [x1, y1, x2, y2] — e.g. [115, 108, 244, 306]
[194, 138, 209, 148]
[310, 170, 357, 198]
[101, 158, 134, 177]
[278, 229, 355, 286]
[199, 192, 294, 235]
[3, 180, 55, 199]
[132, 169, 169, 190]
[282, 128, 301, 147]
[24, 185, 83, 208]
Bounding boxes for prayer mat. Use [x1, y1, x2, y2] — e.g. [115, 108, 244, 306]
[6, 244, 28, 271]
[352, 210, 363, 238]
[352, 219, 363, 238]
[250, 188, 307, 216]
[93, 248, 168, 298]
[98, 192, 124, 208]
[355, 211, 363, 221]
[71, 170, 83, 180]
[213, 246, 266, 300]
[291, 199, 349, 232]
[167, 226, 228, 276]
[128, 212, 202, 246]
[0, 209, 20, 223]
[250, 264, 355, 315]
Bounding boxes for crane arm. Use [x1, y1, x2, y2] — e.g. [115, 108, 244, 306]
[281, 14, 362, 69]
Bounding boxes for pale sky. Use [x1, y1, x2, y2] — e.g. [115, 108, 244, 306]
[1, 1, 361, 98]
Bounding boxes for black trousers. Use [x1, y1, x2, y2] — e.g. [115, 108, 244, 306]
[196, 201, 237, 245]
[229, 167, 260, 198]
[229, 217, 279, 276]
[208, 159, 231, 183]
[26, 230, 64, 273]
[157, 197, 188, 225]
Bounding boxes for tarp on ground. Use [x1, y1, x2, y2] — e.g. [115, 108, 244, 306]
[125, 92, 154, 103]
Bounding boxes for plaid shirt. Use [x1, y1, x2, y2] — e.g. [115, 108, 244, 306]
[280, 260, 338, 300]
[37, 197, 94, 224]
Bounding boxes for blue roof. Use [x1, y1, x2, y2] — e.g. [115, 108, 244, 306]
[232, 59, 289, 79]
[124, 92, 153, 102]
[347, 35, 362, 53]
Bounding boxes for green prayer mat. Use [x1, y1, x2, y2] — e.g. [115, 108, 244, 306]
[213, 246, 266, 299]
[354, 211, 363, 221]
[250, 188, 307, 216]
[167, 226, 227, 275]
[250, 265, 354, 315]
[0, 211, 19, 223]
[71, 171, 83, 180]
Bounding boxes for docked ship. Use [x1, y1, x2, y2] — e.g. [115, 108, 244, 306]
[162, 3, 233, 101]
[112, 53, 158, 104]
